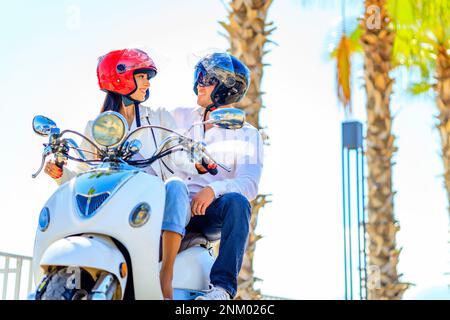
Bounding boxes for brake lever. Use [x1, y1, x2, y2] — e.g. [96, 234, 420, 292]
[188, 141, 231, 173]
[31, 145, 53, 178]
[201, 148, 231, 173]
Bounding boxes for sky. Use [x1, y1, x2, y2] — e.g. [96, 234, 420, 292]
[0, 0, 449, 299]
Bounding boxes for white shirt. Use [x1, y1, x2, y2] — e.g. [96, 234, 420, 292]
[171, 107, 264, 202]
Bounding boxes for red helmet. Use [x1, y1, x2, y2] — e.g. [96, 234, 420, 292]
[97, 48, 157, 96]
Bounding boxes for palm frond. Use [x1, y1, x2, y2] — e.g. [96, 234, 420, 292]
[408, 81, 434, 95]
[330, 22, 363, 58]
[389, 0, 450, 95]
[336, 34, 352, 112]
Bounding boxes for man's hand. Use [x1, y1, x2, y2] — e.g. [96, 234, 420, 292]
[191, 186, 216, 217]
[195, 158, 218, 175]
[195, 163, 208, 174]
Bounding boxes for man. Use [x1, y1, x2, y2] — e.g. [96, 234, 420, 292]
[172, 52, 264, 300]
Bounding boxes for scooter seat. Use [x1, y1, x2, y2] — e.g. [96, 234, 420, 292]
[201, 230, 221, 243]
[179, 232, 211, 253]
[159, 231, 220, 262]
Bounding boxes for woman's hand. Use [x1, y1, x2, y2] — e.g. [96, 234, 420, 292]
[190, 186, 215, 217]
[44, 160, 65, 179]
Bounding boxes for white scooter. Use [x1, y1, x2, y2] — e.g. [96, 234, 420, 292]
[28, 108, 245, 300]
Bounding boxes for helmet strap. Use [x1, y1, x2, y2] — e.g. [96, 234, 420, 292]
[203, 103, 217, 121]
[203, 103, 217, 134]
[121, 96, 141, 127]
[205, 103, 217, 113]
[134, 103, 141, 128]
[122, 95, 135, 107]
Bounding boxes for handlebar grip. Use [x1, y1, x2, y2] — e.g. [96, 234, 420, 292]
[54, 153, 66, 170]
[201, 157, 218, 176]
[54, 159, 64, 170]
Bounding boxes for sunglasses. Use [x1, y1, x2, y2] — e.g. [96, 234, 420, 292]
[197, 72, 219, 87]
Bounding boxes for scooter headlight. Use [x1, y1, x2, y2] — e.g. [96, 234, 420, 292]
[129, 203, 151, 228]
[38, 207, 50, 232]
[92, 111, 128, 148]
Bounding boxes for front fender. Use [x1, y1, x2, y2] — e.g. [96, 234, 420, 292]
[40, 235, 127, 298]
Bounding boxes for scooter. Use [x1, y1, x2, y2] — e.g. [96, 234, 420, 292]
[28, 108, 245, 300]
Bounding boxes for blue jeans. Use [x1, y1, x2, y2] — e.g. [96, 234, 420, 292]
[186, 192, 251, 298]
[162, 178, 191, 236]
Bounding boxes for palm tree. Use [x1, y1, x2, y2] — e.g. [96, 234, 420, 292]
[334, 0, 409, 299]
[360, 0, 410, 300]
[391, 0, 450, 212]
[388, 0, 450, 286]
[220, 0, 274, 300]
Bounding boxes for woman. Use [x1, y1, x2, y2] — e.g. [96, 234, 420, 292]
[44, 48, 191, 300]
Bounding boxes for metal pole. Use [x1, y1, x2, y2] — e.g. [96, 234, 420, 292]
[14, 259, 22, 300]
[342, 147, 348, 300]
[28, 260, 34, 295]
[361, 148, 368, 299]
[2, 257, 9, 300]
[342, 121, 366, 300]
[347, 148, 353, 300]
[356, 149, 363, 300]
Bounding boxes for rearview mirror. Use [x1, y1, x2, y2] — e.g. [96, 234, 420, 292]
[209, 108, 245, 130]
[32, 115, 57, 136]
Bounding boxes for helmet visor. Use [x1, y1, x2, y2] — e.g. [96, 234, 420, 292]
[195, 68, 219, 87]
[197, 52, 236, 88]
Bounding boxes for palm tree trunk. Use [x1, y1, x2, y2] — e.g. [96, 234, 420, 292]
[436, 45, 450, 215]
[360, 0, 409, 299]
[435, 45, 450, 289]
[220, 0, 274, 300]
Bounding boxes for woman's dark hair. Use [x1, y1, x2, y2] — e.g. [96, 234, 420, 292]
[101, 91, 122, 113]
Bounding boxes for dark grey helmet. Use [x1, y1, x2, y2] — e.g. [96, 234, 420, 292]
[193, 52, 251, 107]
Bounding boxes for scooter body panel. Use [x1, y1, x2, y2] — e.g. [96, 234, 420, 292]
[172, 246, 215, 291]
[39, 235, 127, 298]
[33, 168, 166, 299]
